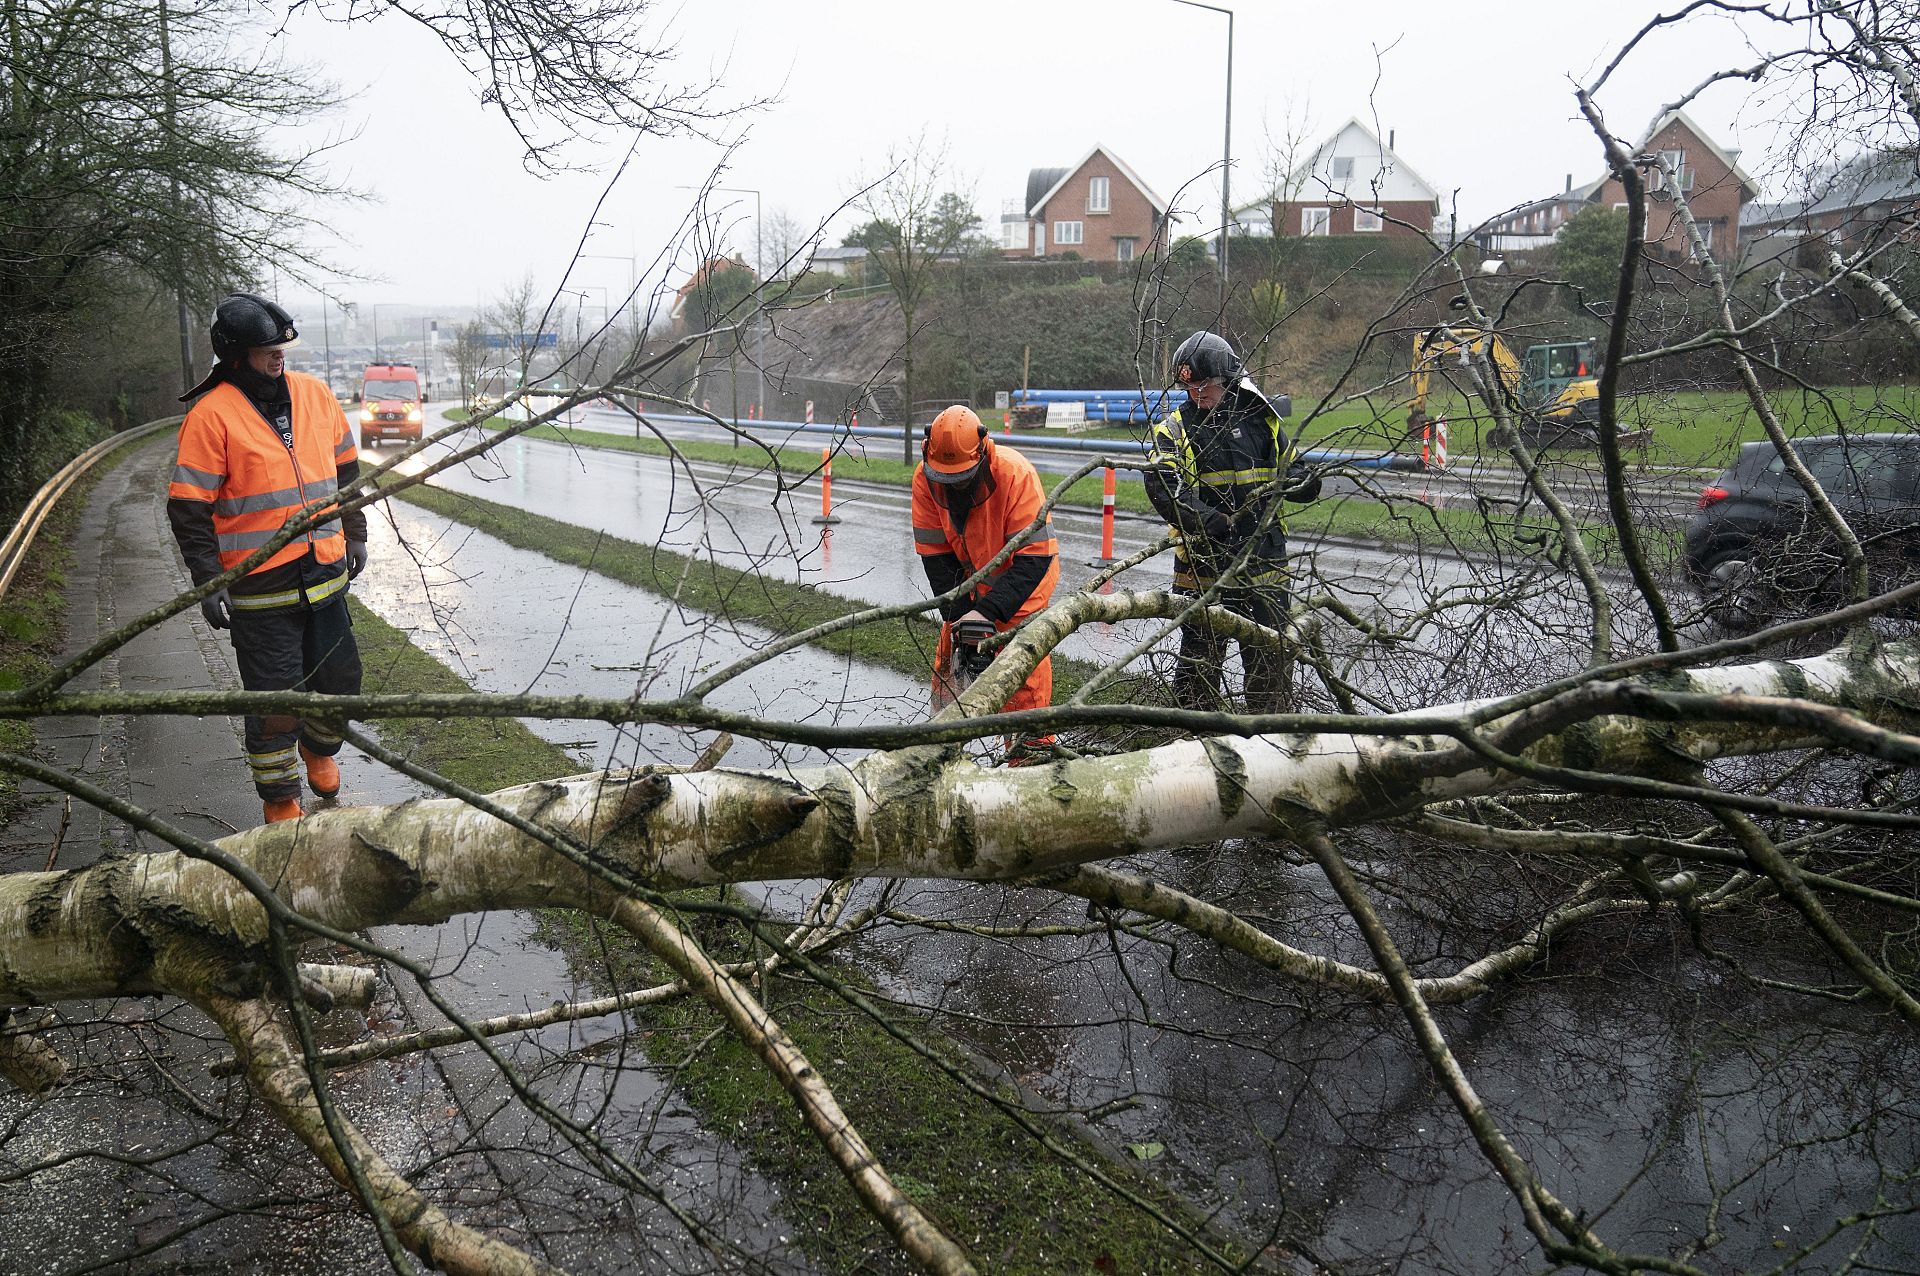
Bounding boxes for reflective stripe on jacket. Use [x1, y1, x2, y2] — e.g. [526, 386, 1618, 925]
[169, 372, 358, 577]
[909, 440, 1060, 625]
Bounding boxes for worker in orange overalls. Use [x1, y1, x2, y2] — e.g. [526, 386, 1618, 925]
[167, 294, 369, 824]
[910, 406, 1060, 764]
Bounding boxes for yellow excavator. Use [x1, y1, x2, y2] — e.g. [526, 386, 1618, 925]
[1408, 326, 1636, 449]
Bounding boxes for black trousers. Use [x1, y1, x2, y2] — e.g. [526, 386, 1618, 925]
[228, 589, 362, 800]
[1172, 576, 1293, 716]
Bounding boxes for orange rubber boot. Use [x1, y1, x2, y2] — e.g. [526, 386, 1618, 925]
[300, 744, 340, 799]
[263, 798, 303, 824]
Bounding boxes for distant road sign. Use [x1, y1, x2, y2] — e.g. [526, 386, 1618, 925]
[481, 332, 558, 349]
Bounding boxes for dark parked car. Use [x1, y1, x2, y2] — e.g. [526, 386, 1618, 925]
[1684, 432, 1920, 628]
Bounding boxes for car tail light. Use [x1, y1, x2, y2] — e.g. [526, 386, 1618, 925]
[1697, 485, 1729, 510]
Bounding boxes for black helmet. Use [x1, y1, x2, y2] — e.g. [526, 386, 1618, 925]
[209, 293, 299, 363]
[180, 293, 301, 401]
[1171, 330, 1240, 385]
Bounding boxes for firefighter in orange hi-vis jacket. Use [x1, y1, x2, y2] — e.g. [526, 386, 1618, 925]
[910, 405, 1060, 765]
[167, 293, 369, 825]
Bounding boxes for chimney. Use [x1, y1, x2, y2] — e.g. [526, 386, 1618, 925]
[1388, 129, 1395, 150]
[1565, 173, 1572, 193]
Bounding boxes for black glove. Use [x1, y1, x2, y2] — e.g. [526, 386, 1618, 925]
[1285, 460, 1322, 504]
[1203, 512, 1235, 542]
[346, 541, 369, 580]
[201, 589, 232, 629]
[1233, 508, 1264, 538]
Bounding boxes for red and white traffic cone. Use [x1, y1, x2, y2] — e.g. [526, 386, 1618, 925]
[1087, 466, 1116, 566]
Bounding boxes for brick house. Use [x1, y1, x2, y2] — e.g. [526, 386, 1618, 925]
[1261, 118, 1439, 238]
[1000, 144, 1173, 263]
[669, 255, 753, 327]
[1741, 147, 1920, 267]
[1477, 181, 1589, 252]
[1579, 110, 1758, 264]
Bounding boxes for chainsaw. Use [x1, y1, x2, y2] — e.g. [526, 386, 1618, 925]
[948, 617, 997, 692]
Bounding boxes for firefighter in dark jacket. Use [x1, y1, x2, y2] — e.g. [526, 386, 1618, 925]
[167, 293, 369, 824]
[1144, 330, 1319, 715]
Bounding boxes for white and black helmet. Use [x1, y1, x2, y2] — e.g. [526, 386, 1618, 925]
[1171, 330, 1241, 385]
[209, 293, 300, 363]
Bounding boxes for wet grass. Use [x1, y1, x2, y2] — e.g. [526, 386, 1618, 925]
[382, 479, 1112, 699]
[0, 523, 72, 814]
[0, 424, 140, 816]
[347, 593, 1245, 1274]
[446, 408, 1512, 551]
[1287, 385, 1920, 469]
[533, 905, 1248, 1276]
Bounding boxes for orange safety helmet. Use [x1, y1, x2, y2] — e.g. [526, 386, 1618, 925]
[922, 405, 991, 484]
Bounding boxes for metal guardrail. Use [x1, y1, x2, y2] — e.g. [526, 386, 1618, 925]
[0, 416, 181, 604]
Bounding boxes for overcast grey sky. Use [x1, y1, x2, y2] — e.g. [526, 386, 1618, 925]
[271, 0, 1790, 314]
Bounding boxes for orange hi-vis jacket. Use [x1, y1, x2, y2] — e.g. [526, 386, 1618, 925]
[169, 372, 359, 579]
[911, 439, 1060, 713]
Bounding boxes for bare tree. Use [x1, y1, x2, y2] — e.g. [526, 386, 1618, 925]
[6, 8, 1920, 1276]
[852, 132, 982, 459]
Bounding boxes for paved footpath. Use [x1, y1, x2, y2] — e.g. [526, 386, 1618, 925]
[2, 433, 262, 872]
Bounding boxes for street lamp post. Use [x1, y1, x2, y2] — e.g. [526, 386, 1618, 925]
[311, 287, 355, 396]
[579, 253, 636, 334]
[1171, 0, 1233, 313]
[571, 286, 609, 371]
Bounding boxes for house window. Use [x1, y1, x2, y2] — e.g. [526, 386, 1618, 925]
[1699, 219, 1717, 251]
[1088, 176, 1110, 213]
[1354, 207, 1384, 233]
[1331, 157, 1354, 181]
[1301, 207, 1331, 236]
[1053, 220, 1083, 245]
[1000, 220, 1027, 251]
[1114, 237, 1136, 263]
[1652, 148, 1694, 194]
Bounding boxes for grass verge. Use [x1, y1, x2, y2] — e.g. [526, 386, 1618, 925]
[0, 421, 141, 816]
[533, 906, 1250, 1275]
[347, 594, 1252, 1274]
[0, 524, 76, 814]
[348, 596, 577, 788]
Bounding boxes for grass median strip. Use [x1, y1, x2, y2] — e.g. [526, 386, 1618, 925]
[448, 409, 1526, 551]
[537, 903, 1247, 1275]
[384, 478, 1109, 697]
[349, 594, 1245, 1274]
